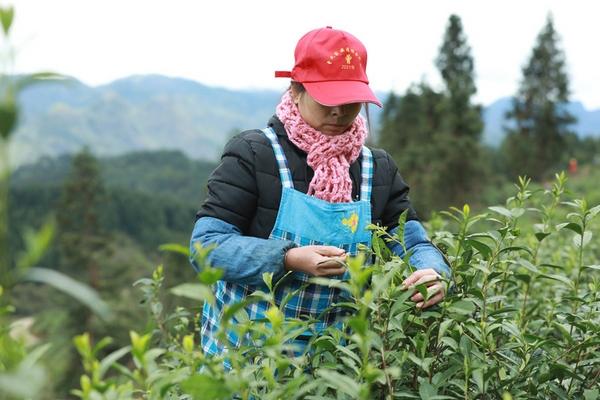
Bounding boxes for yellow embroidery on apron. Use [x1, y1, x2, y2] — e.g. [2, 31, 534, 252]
[342, 212, 359, 233]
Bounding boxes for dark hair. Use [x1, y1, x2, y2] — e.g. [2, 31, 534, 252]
[290, 81, 305, 93]
[287, 81, 371, 132]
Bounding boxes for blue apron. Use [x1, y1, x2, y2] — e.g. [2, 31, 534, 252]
[201, 127, 373, 364]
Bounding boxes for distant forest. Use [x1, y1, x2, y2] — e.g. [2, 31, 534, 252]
[10, 150, 215, 256]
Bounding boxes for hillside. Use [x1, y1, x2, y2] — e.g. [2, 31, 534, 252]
[10, 150, 217, 251]
[10, 75, 600, 166]
[12, 75, 281, 165]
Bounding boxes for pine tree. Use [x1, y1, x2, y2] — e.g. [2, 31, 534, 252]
[57, 148, 107, 290]
[436, 15, 477, 110]
[53, 148, 110, 392]
[502, 14, 576, 180]
[379, 14, 484, 216]
[434, 14, 484, 209]
[379, 83, 447, 215]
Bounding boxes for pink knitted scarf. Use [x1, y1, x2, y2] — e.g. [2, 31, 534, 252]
[275, 90, 368, 203]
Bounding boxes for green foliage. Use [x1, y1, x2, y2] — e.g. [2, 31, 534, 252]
[502, 14, 577, 180]
[563, 134, 600, 167]
[435, 15, 477, 106]
[0, 6, 13, 37]
[57, 148, 108, 280]
[24, 267, 112, 320]
[379, 15, 484, 217]
[66, 174, 599, 399]
[379, 83, 444, 215]
[0, 10, 119, 398]
[430, 14, 484, 211]
[4, 149, 208, 398]
[9, 150, 214, 253]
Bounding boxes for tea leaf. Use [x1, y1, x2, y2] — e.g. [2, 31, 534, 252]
[584, 389, 599, 400]
[419, 381, 437, 399]
[534, 231, 551, 242]
[24, 267, 112, 321]
[181, 375, 232, 400]
[466, 239, 492, 259]
[556, 222, 583, 235]
[0, 6, 14, 35]
[98, 346, 132, 378]
[448, 299, 476, 315]
[197, 266, 224, 285]
[316, 369, 360, 397]
[158, 243, 190, 257]
[539, 274, 572, 287]
[489, 206, 512, 218]
[573, 231, 592, 248]
[170, 283, 215, 304]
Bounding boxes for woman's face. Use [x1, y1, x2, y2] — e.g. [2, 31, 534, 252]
[292, 87, 362, 136]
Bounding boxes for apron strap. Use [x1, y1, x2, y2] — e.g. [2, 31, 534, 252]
[360, 146, 373, 202]
[261, 127, 294, 189]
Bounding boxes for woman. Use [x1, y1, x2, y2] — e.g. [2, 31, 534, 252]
[190, 26, 450, 364]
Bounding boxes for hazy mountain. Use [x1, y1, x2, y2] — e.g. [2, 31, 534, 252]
[482, 97, 600, 146]
[12, 75, 282, 166]
[10, 75, 600, 166]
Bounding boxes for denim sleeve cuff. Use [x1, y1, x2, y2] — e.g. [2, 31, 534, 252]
[271, 240, 299, 282]
[387, 220, 452, 279]
[190, 216, 298, 286]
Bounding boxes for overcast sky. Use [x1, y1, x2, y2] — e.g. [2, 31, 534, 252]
[7, 0, 600, 109]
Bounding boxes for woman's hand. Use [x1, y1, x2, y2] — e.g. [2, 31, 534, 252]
[284, 245, 347, 277]
[401, 268, 447, 309]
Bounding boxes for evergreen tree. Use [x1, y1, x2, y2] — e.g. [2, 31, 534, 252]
[434, 14, 484, 209]
[52, 148, 109, 393]
[56, 148, 107, 289]
[436, 15, 477, 108]
[379, 83, 447, 215]
[379, 14, 483, 216]
[502, 14, 576, 180]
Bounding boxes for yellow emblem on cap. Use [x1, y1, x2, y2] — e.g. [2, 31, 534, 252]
[325, 48, 361, 65]
[342, 212, 359, 233]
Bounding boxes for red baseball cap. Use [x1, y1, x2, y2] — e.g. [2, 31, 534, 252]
[275, 26, 382, 108]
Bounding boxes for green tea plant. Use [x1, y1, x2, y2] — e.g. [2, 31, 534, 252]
[70, 172, 599, 400]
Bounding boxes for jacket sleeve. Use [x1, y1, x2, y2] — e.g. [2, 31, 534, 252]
[195, 134, 258, 233]
[190, 216, 298, 286]
[380, 151, 419, 230]
[388, 220, 452, 279]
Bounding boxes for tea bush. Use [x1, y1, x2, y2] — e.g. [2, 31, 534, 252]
[66, 173, 599, 400]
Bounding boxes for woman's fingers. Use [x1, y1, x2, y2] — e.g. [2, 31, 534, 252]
[285, 246, 349, 277]
[413, 274, 439, 287]
[317, 258, 347, 268]
[403, 273, 439, 292]
[316, 266, 347, 276]
[410, 282, 445, 302]
[313, 246, 347, 275]
[314, 245, 346, 257]
[400, 268, 438, 289]
[416, 291, 445, 309]
[316, 257, 347, 276]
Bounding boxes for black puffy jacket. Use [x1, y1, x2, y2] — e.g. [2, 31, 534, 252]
[196, 116, 418, 238]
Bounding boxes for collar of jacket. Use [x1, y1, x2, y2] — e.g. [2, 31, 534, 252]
[267, 115, 288, 137]
[267, 115, 363, 201]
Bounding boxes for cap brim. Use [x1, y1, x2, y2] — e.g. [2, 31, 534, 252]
[303, 81, 382, 108]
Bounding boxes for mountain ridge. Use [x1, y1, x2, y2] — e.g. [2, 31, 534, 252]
[11, 74, 600, 166]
